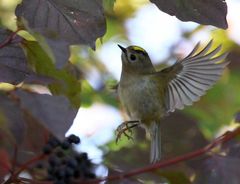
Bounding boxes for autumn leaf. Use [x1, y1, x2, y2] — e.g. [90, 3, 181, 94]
[16, 0, 106, 48]
[0, 29, 29, 84]
[150, 0, 228, 29]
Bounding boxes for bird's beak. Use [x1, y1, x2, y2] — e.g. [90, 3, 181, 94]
[118, 44, 127, 54]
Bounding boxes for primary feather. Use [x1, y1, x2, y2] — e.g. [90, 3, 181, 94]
[157, 40, 229, 112]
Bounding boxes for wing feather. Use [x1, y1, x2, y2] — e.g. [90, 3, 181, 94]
[156, 41, 229, 113]
[188, 39, 213, 58]
[185, 42, 200, 59]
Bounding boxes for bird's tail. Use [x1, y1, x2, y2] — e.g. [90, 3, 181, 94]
[150, 121, 161, 163]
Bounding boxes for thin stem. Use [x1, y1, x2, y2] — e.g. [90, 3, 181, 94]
[83, 127, 240, 184]
[4, 154, 47, 184]
[11, 144, 18, 173]
[15, 154, 47, 176]
[0, 29, 21, 49]
[0, 160, 11, 174]
[19, 177, 52, 184]
[5, 127, 240, 184]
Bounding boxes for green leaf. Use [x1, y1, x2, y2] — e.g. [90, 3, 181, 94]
[81, 80, 118, 107]
[22, 40, 81, 107]
[184, 72, 240, 139]
[103, 0, 116, 12]
[159, 171, 191, 184]
[18, 19, 70, 69]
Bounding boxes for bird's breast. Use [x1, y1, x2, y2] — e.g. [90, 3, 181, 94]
[118, 75, 164, 123]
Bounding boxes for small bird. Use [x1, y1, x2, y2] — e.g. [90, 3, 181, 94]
[116, 40, 229, 163]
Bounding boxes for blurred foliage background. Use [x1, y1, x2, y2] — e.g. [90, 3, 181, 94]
[1, 0, 240, 183]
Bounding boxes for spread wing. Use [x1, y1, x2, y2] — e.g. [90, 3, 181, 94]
[156, 40, 229, 113]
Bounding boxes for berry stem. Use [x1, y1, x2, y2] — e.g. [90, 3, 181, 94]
[15, 153, 47, 176]
[4, 154, 47, 183]
[19, 177, 52, 184]
[11, 144, 18, 173]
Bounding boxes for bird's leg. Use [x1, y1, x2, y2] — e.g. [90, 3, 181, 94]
[115, 120, 140, 143]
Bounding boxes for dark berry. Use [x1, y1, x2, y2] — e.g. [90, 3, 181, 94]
[61, 157, 68, 165]
[67, 158, 78, 168]
[35, 162, 44, 169]
[47, 166, 55, 174]
[48, 155, 61, 166]
[65, 167, 74, 178]
[54, 180, 66, 184]
[84, 172, 96, 179]
[67, 134, 80, 144]
[75, 153, 88, 163]
[48, 136, 60, 148]
[81, 153, 88, 160]
[42, 144, 52, 154]
[61, 140, 71, 150]
[56, 150, 65, 158]
[73, 137, 80, 144]
[84, 159, 93, 167]
[73, 169, 82, 178]
[47, 174, 55, 181]
[55, 168, 66, 179]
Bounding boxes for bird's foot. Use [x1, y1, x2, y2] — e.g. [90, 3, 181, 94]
[115, 120, 140, 143]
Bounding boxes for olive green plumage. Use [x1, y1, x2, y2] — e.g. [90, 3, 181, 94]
[117, 41, 229, 163]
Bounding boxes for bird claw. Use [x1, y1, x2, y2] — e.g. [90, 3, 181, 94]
[115, 120, 140, 143]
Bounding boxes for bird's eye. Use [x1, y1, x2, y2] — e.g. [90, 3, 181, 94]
[130, 54, 136, 61]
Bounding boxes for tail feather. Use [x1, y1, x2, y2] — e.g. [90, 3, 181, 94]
[150, 121, 161, 163]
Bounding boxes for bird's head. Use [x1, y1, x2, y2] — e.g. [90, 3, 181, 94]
[118, 45, 155, 74]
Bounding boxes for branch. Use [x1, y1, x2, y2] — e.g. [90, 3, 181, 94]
[19, 177, 51, 184]
[6, 127, 240, 184]
[4, 154, 47, 184]
[15, 154, 47, 176]
[84, 127, 240, 184]
[0, 29, 21, 49]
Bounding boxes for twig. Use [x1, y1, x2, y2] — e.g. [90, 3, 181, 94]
[19, 177, 52, 184]
[83, 127, 240, 184]
[4, 127, 240, 184]
[0, 160, 11, 174]
[15, 154, 47, 176]
[11, 144, 18, 173]
[0, 29, 21, 49]
[4, 154, 47, 184]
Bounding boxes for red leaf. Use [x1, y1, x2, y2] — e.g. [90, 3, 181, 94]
[16, 0, 106, 48]
[0, 93, 26, 144]
[0, 29, 29, 84]
[194, 155, 240, 184]
[150, 0, 228, 29]
[0, 149, 11, 182]
[14, 89, 78, 140]
[20, 111, 50, 155]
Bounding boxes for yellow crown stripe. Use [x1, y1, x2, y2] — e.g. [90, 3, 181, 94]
[131, 46, 146, 53]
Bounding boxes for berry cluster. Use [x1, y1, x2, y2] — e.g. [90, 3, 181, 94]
[41, 134, 95, 184]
